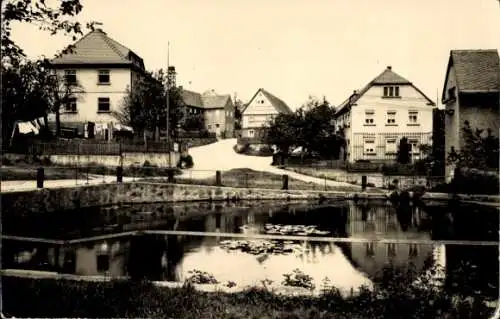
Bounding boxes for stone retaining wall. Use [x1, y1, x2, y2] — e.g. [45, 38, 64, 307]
[1, 182, 384, 214]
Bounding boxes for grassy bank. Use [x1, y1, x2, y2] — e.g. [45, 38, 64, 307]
[1, 271, 494, 319]
[154, 168, 383, 193]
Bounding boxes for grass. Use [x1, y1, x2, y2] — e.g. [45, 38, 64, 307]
[1, 163, 182, 181]
[2, 265, 495, 319]
[170, 168, 382, 193]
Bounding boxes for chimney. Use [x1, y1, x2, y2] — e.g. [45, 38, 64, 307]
[387, 66, 392, 70]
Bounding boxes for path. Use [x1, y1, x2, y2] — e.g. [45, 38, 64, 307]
[184, 138, 355, 187]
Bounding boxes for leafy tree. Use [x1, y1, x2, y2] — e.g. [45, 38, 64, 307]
[397, 137, 411, 164]
[234, 99, 244, 130]
[1, 0, 96, 65]
[179, 112, 205, 132]
[265, 96, 340, 158]
[448, 121, 499, 170]
[115, 69, 184, 141]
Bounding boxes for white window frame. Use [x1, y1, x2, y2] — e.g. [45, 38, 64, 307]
[364, 110, 375, 125]
[408, 111, 418, 124]
[386, 111, 396, 124]
[64, 69, 77, 84]
[364, 139, 376, 155]
[385, 138, 397, 154]
[97, 97, 111, 113]
[98, 69, 110, 84]
[64, 97, 78, 113]
[248, 129, 255, 137]
[408, 139, 419, 154]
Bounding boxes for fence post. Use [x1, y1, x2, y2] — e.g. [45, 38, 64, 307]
[167, 169, 175, 183]
[361, 175, 367, 191]
[36, 167, 44, 188]
[116, 166, 123, 183]
[215, 170, 222, 186]
[282, 174, 289, 190]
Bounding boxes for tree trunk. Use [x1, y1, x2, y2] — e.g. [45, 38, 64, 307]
[55, 110, 61, 137]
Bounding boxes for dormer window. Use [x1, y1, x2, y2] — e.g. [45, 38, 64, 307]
[383, 86, 400, 98]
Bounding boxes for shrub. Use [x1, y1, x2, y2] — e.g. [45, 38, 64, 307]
[397, 137, 411, 164]
[177, 154, 194, 169]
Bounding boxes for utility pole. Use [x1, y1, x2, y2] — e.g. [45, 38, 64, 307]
[166, 41, 171, 168]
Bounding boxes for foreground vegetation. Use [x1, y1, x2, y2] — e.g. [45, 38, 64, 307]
[2, 266, 495, 319]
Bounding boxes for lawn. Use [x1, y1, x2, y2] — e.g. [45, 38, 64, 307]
[1, 273, 494, 319]
[158, 168, 383, 193]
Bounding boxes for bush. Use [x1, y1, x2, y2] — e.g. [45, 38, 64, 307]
[452, 168, 499, 195]
[177, 154, 194, 169]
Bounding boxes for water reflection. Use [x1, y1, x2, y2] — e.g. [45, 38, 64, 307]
[2, 200, 498, 298]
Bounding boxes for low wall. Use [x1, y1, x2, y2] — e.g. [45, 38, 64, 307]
[52, 152, 180, 168]
[1, 182, 384, 214]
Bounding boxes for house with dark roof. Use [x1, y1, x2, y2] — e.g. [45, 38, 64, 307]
[441, 49, 500, 181]
[180, 88, 235, 138]
[48, 28, 146, 139]
[334, 66, 436, 163]
[239, 88, 292, 142]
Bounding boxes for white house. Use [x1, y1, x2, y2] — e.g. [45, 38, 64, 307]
[239, 88, 292, 141]
[335, 66, 436, 163]
[48, 28, 146, 139]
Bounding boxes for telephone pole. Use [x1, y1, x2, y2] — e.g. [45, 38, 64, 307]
[166, 42, 171, 167]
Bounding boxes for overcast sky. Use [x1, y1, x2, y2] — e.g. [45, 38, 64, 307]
[10, 0, 500, 108]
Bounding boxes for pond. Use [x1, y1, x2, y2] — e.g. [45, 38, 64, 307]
[2, 199, 499, 299]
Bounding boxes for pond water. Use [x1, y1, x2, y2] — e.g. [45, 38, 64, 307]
[2, 199, 499, 298]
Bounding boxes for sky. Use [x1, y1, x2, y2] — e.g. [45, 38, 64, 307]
[9, 0, 500, 109]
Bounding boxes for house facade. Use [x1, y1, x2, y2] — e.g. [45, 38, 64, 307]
[48, 28, 146, 139]
[335, 66, 436, 163]
[441, 49, 500, 181]
[239, 88, 292, 141]
[180, 89, 235, 138]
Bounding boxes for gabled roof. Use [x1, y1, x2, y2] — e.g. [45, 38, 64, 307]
[181, 90, 232, 109]
[336, 66, 435, 116]
[202, 95, 231, 109]
[242, 88, 293, 114]
[441, 49, 500, 101]
[50, 29, 144, 68]
[181, 90, 204, 108]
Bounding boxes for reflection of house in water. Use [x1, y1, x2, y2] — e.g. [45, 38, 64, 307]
[346, 202, 434, 279]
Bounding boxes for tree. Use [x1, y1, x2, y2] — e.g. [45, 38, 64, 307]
[397, 137, 411, 164]
[234, 99, 244, 130]
[265, 96, 341, 158]
[448, 121, 499, 170]
[179, 112, 205, 132]
[2, 0, 96, 66]
[114, 69, 184, 141]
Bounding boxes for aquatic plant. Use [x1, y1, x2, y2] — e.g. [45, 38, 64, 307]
[282, 269, 315, 291]
[185, 269, 219, 285]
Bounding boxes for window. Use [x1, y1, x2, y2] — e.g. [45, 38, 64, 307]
[97, 97, 111, 113]
[386, 111, 396, 125]
[64, 70, 77, 84]
[215, 124, 220, 128]
[98, 70, 110, 84]
[207, 124, 212, 130]
[364, 139, 376, 155]
[387, 243, 396, 258]
[408, 111, 418, 124]
[248, 129, 255, 137]
[408, 139, 419, 154]
[385, 138, 397, 154]
[364, 110, 375, 125]
[365, 242, 375, 258]
[383, 86, 400, 97]
[64, 97, 78, 113]
[96, 254, 110, 272]
[409, 244, 418, 258]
